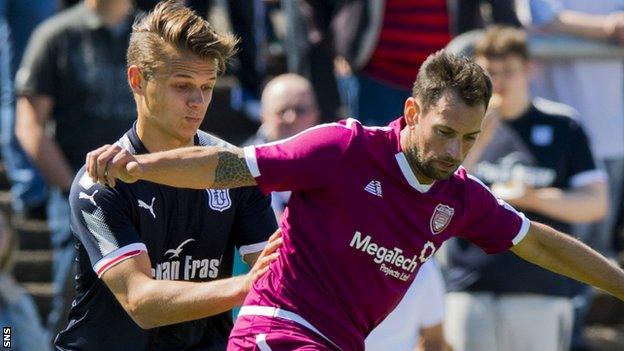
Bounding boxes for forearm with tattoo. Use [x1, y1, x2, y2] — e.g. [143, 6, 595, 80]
[213, 150, 256, 188]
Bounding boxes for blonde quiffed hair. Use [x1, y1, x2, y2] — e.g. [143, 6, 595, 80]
[127, 0, 238, 80]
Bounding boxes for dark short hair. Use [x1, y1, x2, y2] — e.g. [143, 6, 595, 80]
[412, 50, 492, 112]
[127, 0, 238, 80]
[475, 25, 529, 61]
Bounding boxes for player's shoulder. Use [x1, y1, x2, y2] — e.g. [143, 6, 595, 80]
[69, 167, 129, 213]
[532, 98, 579, 123]
[531, 98, 588, 136]
[448, 167, 492, 195]
[326, 118, 394, 146]
[340, 118, 394, 134]
[31, 3, 86, 42]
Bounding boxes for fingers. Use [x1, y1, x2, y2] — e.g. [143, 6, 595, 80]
[263, 228, 282, 249]
[107, 150, 126, 188]
[250, 252, 280, 280]
[86, 144, 112, 181]
[95, 145, 123, 185]
[269, 228, 282, 240]
[263, 237, 282, 254]
[259, 231, 283, 258]
[86, 144, 140, 187]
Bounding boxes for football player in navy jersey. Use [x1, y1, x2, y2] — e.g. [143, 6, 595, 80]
[54, 2, 280, 350]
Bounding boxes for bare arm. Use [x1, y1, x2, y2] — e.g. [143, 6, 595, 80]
[417, 324, 453, 351]
[538, 10, 624, 44]
[511, 221, 624, 300]
[102, 231, 281, 329]
[87, 145, 256, 189]
[508, 181, 608, 223]
[15, 95, 74, 190]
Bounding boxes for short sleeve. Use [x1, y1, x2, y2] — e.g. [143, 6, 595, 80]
[243, 122, 355, 194]
[70, 169, 146, 278]
[232, 186, 278, 256]
[14, 21, 59, 96]
[458, 174, 531, 254]
[527, 0, 563, 26]
[417, 260, 446, 329]
[566, 121, 606, 188]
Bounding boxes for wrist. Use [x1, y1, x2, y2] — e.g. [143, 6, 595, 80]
[234, 275, 251, 303]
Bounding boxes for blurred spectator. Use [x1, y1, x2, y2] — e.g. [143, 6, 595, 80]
[244, 73, 320, 218]
[0, 211, 49, 351]
[283, 1, 524, 126]
[280, 0, 342, 122]
[14, 0, 136, 340]
[454, 0, 521, 34]
[329, 1, 453, 125]
[366, 260, 451, 351]
[524, 3, 624, 348]
[0, 0, 57, 222]
[443, 26, 607, 351]
[525, 0, 624, 259]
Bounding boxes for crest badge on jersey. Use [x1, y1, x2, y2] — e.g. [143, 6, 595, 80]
[207, 189, 232, 212]
[430, 204, 454, 234]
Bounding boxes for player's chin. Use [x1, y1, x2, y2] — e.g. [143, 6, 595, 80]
[432, 167, 456, 180]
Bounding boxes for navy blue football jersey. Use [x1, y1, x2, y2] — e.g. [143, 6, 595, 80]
[55, 125, 277, 350]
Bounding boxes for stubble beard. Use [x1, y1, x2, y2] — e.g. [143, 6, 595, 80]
[407, 148, 456, 181]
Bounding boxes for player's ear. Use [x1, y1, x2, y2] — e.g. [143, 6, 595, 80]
[404, 97, 421, 128]
[128, 66, 145, 95]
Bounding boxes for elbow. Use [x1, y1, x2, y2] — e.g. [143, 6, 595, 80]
[14, 103, 39, 157]
[122, 289, 161, 329]
[125, 302, 163, 330]
[583, 188, 610, 222]
[594, 196, 609, 221]
[14, 115, 31, 152]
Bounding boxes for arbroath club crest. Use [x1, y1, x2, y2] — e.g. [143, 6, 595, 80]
[430, 204, 454, 234]
[207, 189, 232, 212]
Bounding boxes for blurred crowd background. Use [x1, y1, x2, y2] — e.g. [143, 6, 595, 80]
[2, 0, 624, 350]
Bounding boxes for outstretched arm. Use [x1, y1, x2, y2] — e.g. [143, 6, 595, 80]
[86, 144, 256, 189]
[511, 221, 624, 300]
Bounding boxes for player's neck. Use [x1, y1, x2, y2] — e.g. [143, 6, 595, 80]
[399, 128, 435, 185]
[136, 119, 194, 153]
[498, 94, 531, 121]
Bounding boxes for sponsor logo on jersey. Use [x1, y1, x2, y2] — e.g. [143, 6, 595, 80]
[152, 256, 221, 281]
[349, 231, 437, 281]
[430, 204, 454, 234]
[152, 238, 220, 280]
[165, 239, 195, 259]
[207, 189, 231, 212]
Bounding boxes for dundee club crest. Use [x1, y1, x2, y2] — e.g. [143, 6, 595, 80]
[430, 204, 454, 234]
[207, 189, 232, 212]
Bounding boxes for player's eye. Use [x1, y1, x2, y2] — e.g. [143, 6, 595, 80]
[436, 128, 453, 137]
[175, 83, 192, 90]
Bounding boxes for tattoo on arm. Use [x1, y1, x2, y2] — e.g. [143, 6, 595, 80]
[214, 150, 256, 188]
